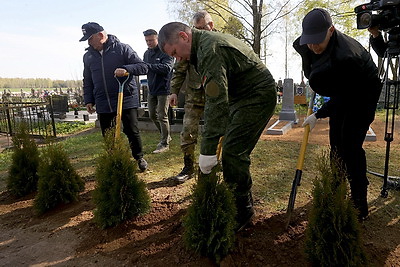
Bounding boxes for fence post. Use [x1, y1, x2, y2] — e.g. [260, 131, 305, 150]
[5, 103, 13, 136]
[48, 96, 57, 137]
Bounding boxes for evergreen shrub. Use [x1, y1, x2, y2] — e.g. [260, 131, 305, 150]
[183, 168, 237, 263]
[93, 130, 151, 229]
[34, 142, 84, 215]
[305, 151, 367, 266]
[7, 122, 40, 197]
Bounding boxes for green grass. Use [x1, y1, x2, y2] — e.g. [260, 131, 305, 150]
[0, 125, 399, 218]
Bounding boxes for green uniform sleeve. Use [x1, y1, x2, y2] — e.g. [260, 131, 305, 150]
[200, 53, 229, 155]
[170, 60, 189, 95]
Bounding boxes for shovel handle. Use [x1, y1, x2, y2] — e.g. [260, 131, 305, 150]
[216, 136, 224, 161]
[115, 73, 130, 141]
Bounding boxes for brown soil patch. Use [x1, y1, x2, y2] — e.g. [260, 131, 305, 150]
[0, 114, 399, 266]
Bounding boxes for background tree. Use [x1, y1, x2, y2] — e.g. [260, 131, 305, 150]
[169, 0, 374, 80]
[169, 0, 304, 56]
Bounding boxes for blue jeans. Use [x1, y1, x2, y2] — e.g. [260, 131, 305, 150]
[147, 93, 170, 145]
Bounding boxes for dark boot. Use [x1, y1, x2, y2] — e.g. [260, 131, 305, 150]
[235, 191, 255, 232]
[351, 184, 369, 221]
[353, 196, 368, 221]
[174, 154, 194, 184]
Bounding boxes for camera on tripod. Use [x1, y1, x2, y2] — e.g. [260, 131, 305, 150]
[355, 0, 400, 30]
[353, 1, 400, 196]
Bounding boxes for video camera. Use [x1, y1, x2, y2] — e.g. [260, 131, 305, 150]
[355, 0, 400, 30]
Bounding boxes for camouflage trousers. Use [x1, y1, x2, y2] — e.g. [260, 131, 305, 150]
[180, 103, 204, 156]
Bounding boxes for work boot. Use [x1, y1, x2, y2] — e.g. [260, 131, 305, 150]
[351, 184, 369, 221]
[353, 196, 368, 221]
[235, 192, 255, 232]
[174, 154, 194, 184]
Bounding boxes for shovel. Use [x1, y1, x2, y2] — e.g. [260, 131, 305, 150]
[114, 73, 130, 141]
[286, 91, 316, 229]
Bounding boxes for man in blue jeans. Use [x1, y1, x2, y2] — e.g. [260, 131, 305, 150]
[143, 29, 174, 153]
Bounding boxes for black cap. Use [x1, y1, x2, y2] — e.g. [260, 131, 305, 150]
[300, 8, 332, 45]
[143, 29, 157, 36]
[79, 22, 104, 42]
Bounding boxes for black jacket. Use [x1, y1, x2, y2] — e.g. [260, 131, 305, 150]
[293, 30, 381, 118]
[370, 33, 387, 58]
[143, 45, 174, 96]
[83, 35, 148, 113]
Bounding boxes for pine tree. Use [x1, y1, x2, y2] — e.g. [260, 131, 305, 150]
[305, 151, 367, 266]
[7, 122, 40, 197]
[92, 129, 151, 229]
[183, 168, 237, 263]
[34, 142, 84, 215]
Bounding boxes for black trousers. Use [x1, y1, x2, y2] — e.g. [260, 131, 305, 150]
[328, 101, 377, 200]
[98, 108, 143, 160]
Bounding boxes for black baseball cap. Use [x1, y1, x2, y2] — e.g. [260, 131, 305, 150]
[79, 22, 104, 42]
[300, 8, 332, 45]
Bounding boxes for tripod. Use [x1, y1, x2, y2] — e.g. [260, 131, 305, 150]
[369, 36, 400, 197]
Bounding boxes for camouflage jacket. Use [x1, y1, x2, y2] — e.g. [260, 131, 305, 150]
[170, 59, 205, 106]
[190, 29, 276, 155]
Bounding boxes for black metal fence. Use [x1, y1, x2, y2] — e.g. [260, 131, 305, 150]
[0, 97, 57, 138]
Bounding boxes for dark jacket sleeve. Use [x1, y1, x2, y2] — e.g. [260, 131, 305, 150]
[146, 53, 174, 75]
[370, 33, 387, 58]
[315, 98, 335, 119]
[121, 44, 148, 75]
[82, 53, 95, 105]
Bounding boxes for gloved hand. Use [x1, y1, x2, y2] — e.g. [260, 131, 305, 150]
[302, 113, 317, 131]
[199, 154, 218, 174]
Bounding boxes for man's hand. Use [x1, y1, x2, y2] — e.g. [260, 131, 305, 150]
[302, 113, 317, 131]
[199, 154, 218, 174]
[169, 93, 178, 107]
[368, 26, 381, 38]
[86, 103, 95, 114]
[114, 68, 128, 77]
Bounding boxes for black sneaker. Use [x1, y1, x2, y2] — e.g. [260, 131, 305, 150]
[174, 167, 193, 184]
[137, 158, 148, 172]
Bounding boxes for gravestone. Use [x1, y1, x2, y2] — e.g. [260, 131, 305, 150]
[266, 78, 299, 135]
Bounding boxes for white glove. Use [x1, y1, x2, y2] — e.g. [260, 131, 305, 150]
[302, 113, 317, 131]
[199, 154, 218, 174]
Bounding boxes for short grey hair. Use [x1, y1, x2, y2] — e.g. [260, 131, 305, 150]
[192, 10, 213, 25]
[158, 22, 191, 53]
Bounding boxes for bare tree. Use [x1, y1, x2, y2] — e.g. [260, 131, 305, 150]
[169, 0, 304, 56]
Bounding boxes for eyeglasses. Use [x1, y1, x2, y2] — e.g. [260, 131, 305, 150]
[194, 23, 211, 30]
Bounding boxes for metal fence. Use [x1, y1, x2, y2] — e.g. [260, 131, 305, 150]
[0, 97, 57, 138]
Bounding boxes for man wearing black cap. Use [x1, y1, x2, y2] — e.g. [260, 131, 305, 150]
[143, 29, 174, 154]
[80, 22, 149, 171]
[293, 8, 382, 220]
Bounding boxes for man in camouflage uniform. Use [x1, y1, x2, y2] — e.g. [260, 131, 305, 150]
[169, 10, 215, 184]
[159, 22, 276, 231]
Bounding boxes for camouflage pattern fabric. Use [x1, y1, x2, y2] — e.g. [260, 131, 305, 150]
[170, 60, 205, 155]
[190, 29, 276, 196]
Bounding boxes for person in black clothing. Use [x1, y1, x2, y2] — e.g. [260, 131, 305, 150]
[143, 29, 174, 153]
[294, 9, 382, 220]
[368, 26, 388, 57]
[80, 22, 148, 171]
